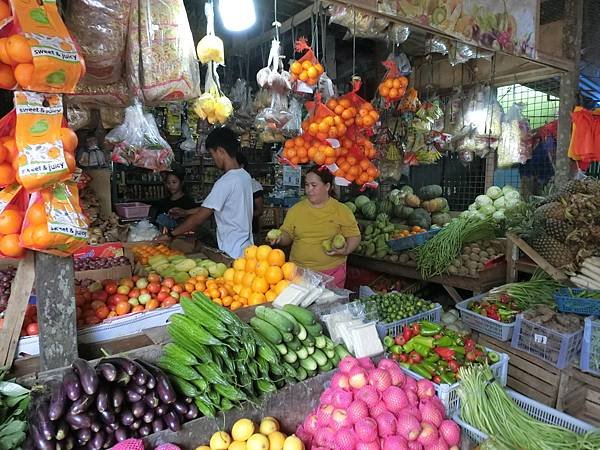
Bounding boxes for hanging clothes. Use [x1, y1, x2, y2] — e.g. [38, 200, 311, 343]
[568, 107, 600, 165]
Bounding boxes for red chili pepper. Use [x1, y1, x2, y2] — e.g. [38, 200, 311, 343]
[433, 333, 444, 340]
[398, 354, 408, 363]
[464, 338, 476, 350]
[432, 375, 442, 384]
[434, 347, 455, 361]
[448, 360, 460, 373]
[392, 353, 402, 361]
[402, 326, 413, 343]
[410, 323, 421, 335]
[466, 351, 477, 362]
[394, 335, 406, 346]
[409, 351, 423, 364]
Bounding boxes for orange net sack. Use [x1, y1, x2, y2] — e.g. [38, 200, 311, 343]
[0, 182, 27, 258]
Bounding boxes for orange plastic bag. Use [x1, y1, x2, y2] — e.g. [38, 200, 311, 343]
[289, 38, 324, 87]
[14, 91, 74, 191]
[21, 181, 87, 256]
[0, 110, 17, 188]
[378, 60, 408, 103]
[0, 0, 85, 93]
[0, 182, 26, 258]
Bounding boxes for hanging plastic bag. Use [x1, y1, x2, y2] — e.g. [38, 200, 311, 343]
[255, 92, 292, 132]
[497, 103, 532, 167]
[105, 99, 174, 171]
[282, 96, 303, 138]
[1, 0, 85, 93]
[257, 39, 291, 93]
[0, 183, 27, 258]
[192, 64, 233, 125]
[426, 36, 449, 55]
[329, 5, 388, 40]
[14, 92, 75, 191]
[448, 43, 494, 66]
[196, 2, 224, 64]
[289, 38, 324, 89]
[66, 105, 92, 131]
[388, 24, 410, 45]
[0, 110, 17, 188]
[66, 78, 131, 108]
[340, 78, 379, 131]
[231, 79, 249, 108]
[318, 72, 336, 101]
[399, 88, 420, 113]
[378, 60, 409, 103]
[20, 181, 88, 256]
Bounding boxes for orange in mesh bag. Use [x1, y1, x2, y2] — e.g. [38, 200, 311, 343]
[0, 182, 26, 258]
[0, 0, 85, 93]
[20, 181, 88, 256]
[378, 60, 409, 103]
[14, 91, 74, 191]
[289, 37, 324, 87]
[0, 110, 17, 188]
[327, 78, 380, 132]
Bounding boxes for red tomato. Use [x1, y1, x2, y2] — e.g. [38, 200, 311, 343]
[159, 286, 170, 294]
[139, 288, 149, 295]
[119, 278, 134, 288]
[90, 300, 106, 311]
[131, 275, 140, 283]
[180, 291, 191, 299]
[114, 294, 128, 303]
[171, 285, 183, 294]
[91, 290, 108, 302]
[147, 273, 161, 283]
[157, 291, 169, 302]
[162, 297, 178, 307]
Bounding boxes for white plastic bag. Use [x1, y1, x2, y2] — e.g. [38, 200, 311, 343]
[128, 219, 159, 241]
[498, 103, 532, 167]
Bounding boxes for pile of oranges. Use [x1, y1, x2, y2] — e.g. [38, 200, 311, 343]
[303, 114, 347, 140]
[392, 225, 427, 239]
[378, 76, 409, 102]
[290, 60, 324, 86]
[282, 135, 338, 167]
[0, 32, 34, 90]
[132, 244, 183, 265]
[0, 206, 24, 258]
[326, 98, 380, 130]
[333, 155, 379, 185]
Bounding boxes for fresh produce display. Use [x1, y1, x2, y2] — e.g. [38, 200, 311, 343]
[488, 270, 564, 310]
[80, 183, 123, 244]
[295, 355, 461, 449]
[0, 369, 30, 450]
[358, 292, 436, 324]
[461, 185, 523, 223]
[141, 253, 227, 284]
[522, 305, 583, 334]
[250, 304, 350, 378]
[467, 294, 522, 323]
[355, 214, 397, 259]
[321, 234, 346, 253]
[457, 365, 600, 450]
[73, 256, 131, 272]
[417, 216, 497, 278]
[390, 225, 428, 239]
[132, 245, 183, 266]
[383, 321, 501, 384]
[0, 266, 15, 313]
[29, 356, 193, 449]
[446, 239, 504, 277]
[195, 416, 304, 450]
[440, 309, 470, 335]
[569, 257, 600, 289]
[161, 292, 293, 417]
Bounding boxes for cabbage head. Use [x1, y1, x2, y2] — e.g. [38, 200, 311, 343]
[493, 197, 506, 210]
[492, 210, 506, 221]
[502, 185, 517, 195]
[486, 186, 503, 200]
[475, 195, 493, 207]
[479, 204, 496, 216]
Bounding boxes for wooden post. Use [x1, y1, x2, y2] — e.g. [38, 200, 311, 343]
[555, 0, 583, 187]
[35, 253, 78, 371]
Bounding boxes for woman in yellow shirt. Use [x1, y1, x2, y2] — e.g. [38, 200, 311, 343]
[269, 167, 361, 288]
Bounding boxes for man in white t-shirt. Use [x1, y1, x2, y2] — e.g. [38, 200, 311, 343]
[162, 127, 253, 258]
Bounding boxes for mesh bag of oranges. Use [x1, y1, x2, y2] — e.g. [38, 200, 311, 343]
[289, 37, 324, 88]
[303, 94, 345, 141]
[20, 181, 88, 256]
[0, 0, 85, 93]
[0, 182, 26, 258]
[14, 91, 75, 191]
[0, 109, 17, 188]
[378, 60, 409, 104]
[329, 79, 380, 132]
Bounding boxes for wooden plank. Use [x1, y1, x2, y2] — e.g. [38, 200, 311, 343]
[507, 365, 557, 397]
[507, 376, 554, 406]
[0, 252, 35, 369]
[443, 285, 463, 303]
[506, 233, 569, 282]
[506, 238, 518, 283]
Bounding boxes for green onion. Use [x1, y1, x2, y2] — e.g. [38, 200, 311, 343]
[490, 270, 564, 310]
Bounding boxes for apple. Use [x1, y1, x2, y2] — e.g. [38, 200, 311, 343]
[114, 294, 129, 303]
[162, 278, 175, 289]
[103, 282, 118, 295]
[117, 285, 131, 295]
[139, 293, 151, 305]
[147, 273, 161, 283]
[136, 278, 149, 289]
[91, 290, 108, 302]
[128, 298, 140, 306]
[131, 275, 139, 282]
[157, 291, 170, 302]
[180, 291, 191, 299]
[128, 288, 140, 299]
[119, 278, 134, 288]
[90, 300, 105, 311]
[139, 288, 149, 295]
[147, 282, 161, 294]
[169, 291, 180, 300]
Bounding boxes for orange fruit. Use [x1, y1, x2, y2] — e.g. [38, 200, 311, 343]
[248, 292, 266, 306]
[232, 284, 242, 295]
[64, 152, 76, 172]
[239, 286, 253, 300]
[244, 244, 258, 260]
[233, 257, 246, 271]
[251, 276, 269, 294]
[0, 2, 10, 22]
[282, 262, 297, 281]
[242, 272, 255, 288]
[290, 61, 302, 75]
[13, 63, 33, 87]
[233, 270, 245, 285]
[60, 127, 78, 154]
[115, 301, 131, 315]
[265, 290, 278, 302]
[0, 233, 24, 257]
[0, 38, 13, 65]
[230, 301, 242, 311]
[256, 245, 272, 261]
[298, 71, 308, 82]
[274, 279, 290, 295]
[0, 62, 15, 89]
[20, 226, 35, 247]
[2, 138, 16, 161]
[265, 266, 284, 285]
[6, 35, 32, 64]
[0, 145, 5, 164]
[245, 258, 257, 273]
[223, 268, 235, 282]
[32, 224, 54, 249]
[255, 260, 270, 277]
[266, 249, 285, 267]
[0, 209, 23, 234]
[301, 60, 312, 70]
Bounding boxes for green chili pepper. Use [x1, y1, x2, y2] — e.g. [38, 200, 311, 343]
[411, 364, 433, 379]
[425, 354, 440, 363]
[420, 360, 436, 374]
[390, 345, 403, 355]
[419, 321, 442, 336]
[413, 343, 431, 358]
[383, 336, 394, 348]
[440, 371, 456, 384]
[436, 336, 454, 347]
[399, 362, 411, 370]
[449, 345, 465, 355]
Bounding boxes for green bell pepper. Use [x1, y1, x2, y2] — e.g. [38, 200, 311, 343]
[420, 360, 437, 374]
[413, 343, 431, 358]
[440, 371, 457, 384]
[410, 363, 433, 379]
[435, 336, 454, 347]
[425, 354, 440, 363]
[420, 321, 443, 336]
[403, 335, 435, 353]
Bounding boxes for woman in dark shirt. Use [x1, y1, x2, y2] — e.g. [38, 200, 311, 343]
[153, 172, 196, 229]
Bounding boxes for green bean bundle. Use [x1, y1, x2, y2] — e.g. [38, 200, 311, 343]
[417, 216, 497, 278]
[458, 366, 600, 450]
[490, 270, 564, 310]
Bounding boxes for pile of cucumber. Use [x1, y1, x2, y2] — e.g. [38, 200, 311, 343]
[250, 304, 350, 380]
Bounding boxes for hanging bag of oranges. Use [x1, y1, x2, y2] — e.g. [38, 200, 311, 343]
[0, 0, 85, 93]
[0, 109, 17, 188]
[0, 182, 26, 258]
[14, 91, 75, 191]
[289, 37, 324, 91]
[330, 78, 380, 133]
[20, 180, 88, 256]
[378, 60, 409, 104]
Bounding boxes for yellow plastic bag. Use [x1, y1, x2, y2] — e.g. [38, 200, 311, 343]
[193, 64, 232, 125]
[196, 2, 224, 64]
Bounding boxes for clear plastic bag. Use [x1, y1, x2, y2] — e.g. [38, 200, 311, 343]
[426, 36, 449, 55]
[329, 4, 389, 39]
[282, 97, 303, 137]
[196, 2, 224, 65]
[257, 39, 291, 93]
[498, 103, 532, 167]
[255, 92, 292, 132]
[67, 78, 131, 108]
[105, 99, 174, 171]
[449, 43, 494, 66]
[127, 219, 159, 242]
[192, 65, 233, 125]
[388, 24, 410, 45]
[66, 105, 92, 130]
[65, 0, 132, 84]
[100, 107, 125, 129]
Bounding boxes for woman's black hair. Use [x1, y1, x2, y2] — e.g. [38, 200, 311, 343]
[306, 165, 336, 198]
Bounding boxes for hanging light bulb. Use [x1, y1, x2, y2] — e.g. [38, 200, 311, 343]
[219, 0, 256, 31]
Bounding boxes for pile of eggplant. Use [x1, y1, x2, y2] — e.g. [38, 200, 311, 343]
[29, 357, 198, 450]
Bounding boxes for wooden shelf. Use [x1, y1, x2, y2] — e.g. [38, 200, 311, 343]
[506, 233, 570, 283]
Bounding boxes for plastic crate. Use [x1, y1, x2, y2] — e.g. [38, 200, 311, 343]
[555, 288, 600, 316]
[387, 227, 441, 252]
[511, 313, 583, 369]
[375, 303, 442, 339]
[456, 294, 515, 342]
[401, 348, 509, 416]
[115, 202, 151, 219]
[453, 389, 595, 445]
[580, 316, 600, 376]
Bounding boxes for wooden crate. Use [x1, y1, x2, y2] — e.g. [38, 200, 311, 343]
[478, 334, 566, 407]
[558, 368, 600, 427]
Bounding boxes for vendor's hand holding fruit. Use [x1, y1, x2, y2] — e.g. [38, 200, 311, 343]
[322, 233, 348, 256]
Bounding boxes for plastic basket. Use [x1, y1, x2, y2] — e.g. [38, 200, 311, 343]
[554, 288, 600, 315]
[375, 303, 442, 339]
[511, 313, 583, 369]
[387, 227, 441, 252]
[115, 202, 151, 219]
[453, 389, 596, 445]
[580, 316, 600, 376]
[401, 348, 509, 416]
[456, 294, 515, 342]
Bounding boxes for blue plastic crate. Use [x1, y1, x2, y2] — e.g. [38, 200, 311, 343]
[580, 316, 600, 376]
[554, 288, 600, 316]
[375, 303, 442, 338]
[387, 227, 441, 252]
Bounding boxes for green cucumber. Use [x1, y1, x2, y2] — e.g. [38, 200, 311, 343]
[282, 332, 294, 343]
[273, 309, 301, 334]
[283, 350, 298, 364]
[297, 324, 308, 341]
[255, 306, 293, 333]
[335, 344, 351, 359]
[324, 348, 335, 359]
[275, 343, 288, 355]
[296, 347, 309, 360]
[305, 322, 323, 337]
[312, 349, 328, 367]
[287, 337, 302, 351]
[314, 335, 327, 349]
[324, 336, 335, 350]
[303, 334, 315, 347]
[299, 355, 318, 372]
[282, 304, 316, 326]
[320, 361, 334, 372]
[306, 346, 315, 355]
[250, 317, 282, 344]
[296, 367, 308, 381]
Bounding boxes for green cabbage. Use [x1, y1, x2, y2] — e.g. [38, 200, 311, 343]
[493, 197, 506, 209]
[475, 195, 493, 207]
[502, 185, 517, 195]
[479, 205, 496, 216]
[492, 210, 506, 221]
[486, 186, 503, 200]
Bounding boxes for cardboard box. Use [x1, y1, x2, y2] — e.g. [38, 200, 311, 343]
[74, 264, 132, 282]
[74, 243, 124, 259]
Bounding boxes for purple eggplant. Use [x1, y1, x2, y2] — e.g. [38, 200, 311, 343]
[120, 410, 134, 427]
[132, 359, 156, 388]
[114, 427, 128, 442]
[128, 383, 146, 396]
[131, 401, 145, 419]
[95, 387, 109, 413]
[139, 424, 152, 437]
[155, 404, 168, 416]
[97, 363, 117, 382]
[103, 433, 115, 449]
[102, 357, 136, 376]
[90, 420, 102, 433]
[55, 421, 69, 441]
[30, 423, 55, 450]
[111, 387, 124, 409]
[185, 403, 199, 420]
[144, 391, 159, 408]
[172, 401, 188, 415]
[163, 411, 181, 432]
[65, 435, 75, 450]
[68, 394, 93, 415]
[22, 436, 34, 450]
[131, 419, 142, 431]
[98, 410, 116, 426]
[76, 428, 92, 446]
[90, 431, 105, 449]
[72, 359, 99, 396]
[66, 412, 92, 430]
[142, 410, 154, 424]
[125, 388, 142, 403]
[152, 417, 165, 433]
[63, 370, 82, 402]
[48, 383, 68, 421]
[136, 360, 174, 403]
[184, 396, 193, 404]
[36, 402, 55, 441]
[131, 369, 146, 387]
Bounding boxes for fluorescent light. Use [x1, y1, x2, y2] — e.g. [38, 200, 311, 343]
[219, 0, 256, 31]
